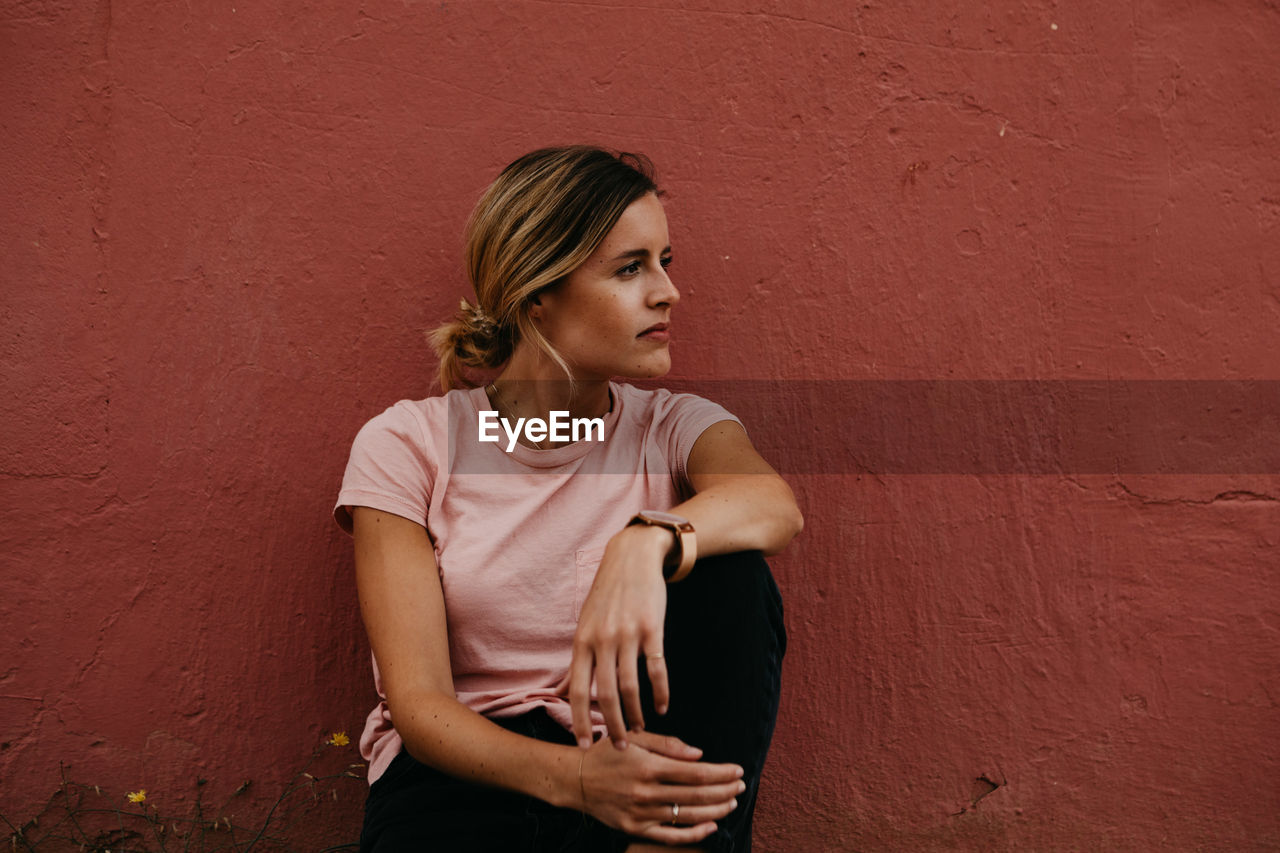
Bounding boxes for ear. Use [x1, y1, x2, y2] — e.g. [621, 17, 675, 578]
[526, 290, 546, 322]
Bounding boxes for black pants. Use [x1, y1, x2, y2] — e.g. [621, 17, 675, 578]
[360, 551, 787, 853]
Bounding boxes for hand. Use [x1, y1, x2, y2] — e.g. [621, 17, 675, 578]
[565, 524, 674, 749]
[578, 730, 745, 845]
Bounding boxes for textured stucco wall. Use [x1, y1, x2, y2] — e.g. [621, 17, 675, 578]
[2, 1, 1278, 849]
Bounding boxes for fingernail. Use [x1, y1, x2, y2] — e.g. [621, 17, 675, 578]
[731, 798, 739, 809]
[577, 737, 591, 749]
[734, 766, 744, 778]
[737, 781, 747, 794]
[657, 704, 668, 715]
[613, 739, 628, 750]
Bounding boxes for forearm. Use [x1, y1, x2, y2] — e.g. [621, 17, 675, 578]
[671, 475, 803, 558]
[389, 688, 581, 809]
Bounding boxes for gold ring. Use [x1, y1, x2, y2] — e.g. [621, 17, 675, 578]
[646, 653, 664, 661]
[670, 802, 680, 823]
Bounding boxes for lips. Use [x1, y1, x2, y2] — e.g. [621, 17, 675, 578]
[638, 322, 669, 338]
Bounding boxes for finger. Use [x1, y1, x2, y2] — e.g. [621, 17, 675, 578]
[568, 641, 596, 749]
[650, 754, 744, 786]
[654, 779, 746, 807]
[643, 635, 670, 716]
[645, 797, 739, 827]
[619, 640, 644, 733]
[628, 730, 702, 761]
[593, 647, 629, 748]
[637, 821, 720, 846]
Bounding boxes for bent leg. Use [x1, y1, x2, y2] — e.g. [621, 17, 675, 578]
[361, 712, 629, 853]
[359, 554, 785, 853]
[637, 551, 787, 853]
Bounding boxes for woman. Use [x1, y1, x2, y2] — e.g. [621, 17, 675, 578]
[336, 146, 802, 852]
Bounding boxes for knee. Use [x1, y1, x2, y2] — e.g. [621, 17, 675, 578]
[669, 550, 782, 618]
[663, 550, 785, 658]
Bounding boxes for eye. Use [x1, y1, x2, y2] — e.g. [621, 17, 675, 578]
[660, 255, 673, 269]
[617, 260, 643, 277]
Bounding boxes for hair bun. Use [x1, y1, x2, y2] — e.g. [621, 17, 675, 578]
[458, 297, 501, 348]
[428, 298, 513, 383]
[459, 298, 499, 343]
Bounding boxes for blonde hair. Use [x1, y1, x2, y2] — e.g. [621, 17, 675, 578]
[429, 146, 658, 392]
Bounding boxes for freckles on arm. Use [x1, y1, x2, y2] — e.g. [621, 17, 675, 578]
[676, 421, 804, 558]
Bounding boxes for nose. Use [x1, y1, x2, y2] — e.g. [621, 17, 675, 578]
[649, 263, 680, 308]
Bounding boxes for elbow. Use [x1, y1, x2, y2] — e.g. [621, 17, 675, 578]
[780, 478, 804, 543]
[780, 501, 805, 549]
[788, 502, 805, 541]
[761, 494, 804, 556]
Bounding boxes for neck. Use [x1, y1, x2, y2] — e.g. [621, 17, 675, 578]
[487, 346, 612, 443]
[487, 377, 611, 423]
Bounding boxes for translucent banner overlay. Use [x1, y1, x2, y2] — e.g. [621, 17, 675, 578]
[451, 381, 1280, 474]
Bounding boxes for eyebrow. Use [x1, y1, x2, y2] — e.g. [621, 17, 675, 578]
[608, 246, 673, 262]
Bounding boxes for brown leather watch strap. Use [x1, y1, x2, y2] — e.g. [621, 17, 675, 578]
[627, 511, 696, 583]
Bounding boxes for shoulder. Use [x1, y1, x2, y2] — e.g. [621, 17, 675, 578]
[354, 388, 474, 446]
[612, 382, 735, 423]
[612, 382, 741, 432]
[344, 388, 482, 490]
[336, 389, 476, 534]
[612, 382, 743, 485]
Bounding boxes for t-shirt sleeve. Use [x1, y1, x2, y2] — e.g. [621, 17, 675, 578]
[655, 391, 744, 489]
[333, 401, 438, 535]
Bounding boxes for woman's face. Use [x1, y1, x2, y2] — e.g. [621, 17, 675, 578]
[533, 192, 679, 381]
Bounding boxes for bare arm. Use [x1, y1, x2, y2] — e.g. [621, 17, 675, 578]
[675, 419, 804, 557]
[352, 507, 571, 802]
[351, 506, 744, 843]
[569, 419, 802, 746]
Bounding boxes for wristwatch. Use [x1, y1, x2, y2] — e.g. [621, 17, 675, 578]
[627, 510, 697, 583]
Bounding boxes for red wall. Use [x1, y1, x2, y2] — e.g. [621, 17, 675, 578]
[3, 1, 1277, 849]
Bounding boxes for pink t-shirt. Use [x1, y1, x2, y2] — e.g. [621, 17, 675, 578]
[335, 381, 740, 783]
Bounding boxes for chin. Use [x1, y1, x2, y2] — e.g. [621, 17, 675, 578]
[616, 359, 671, 380]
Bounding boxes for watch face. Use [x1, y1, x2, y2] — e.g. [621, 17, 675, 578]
[640, 510, 689, 526]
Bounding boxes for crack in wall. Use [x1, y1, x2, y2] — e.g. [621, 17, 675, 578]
[951, 772, 1007, 817]
[1116, 482, 1279, 505]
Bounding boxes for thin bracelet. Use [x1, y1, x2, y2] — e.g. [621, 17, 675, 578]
[578, 748, 588, 814]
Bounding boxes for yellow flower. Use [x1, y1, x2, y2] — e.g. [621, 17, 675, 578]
[126, 789, 147, 803]
[327, 731, 350, 747]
